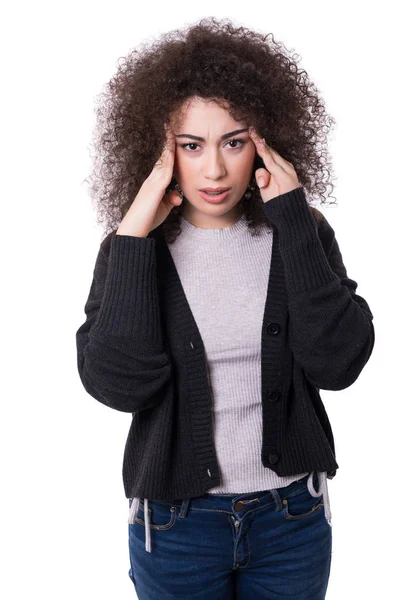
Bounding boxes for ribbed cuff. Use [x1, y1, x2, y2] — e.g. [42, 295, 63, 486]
[263, 186, 340, 294]
[262, 186, 317, 242]
[91, 234, 162, 344]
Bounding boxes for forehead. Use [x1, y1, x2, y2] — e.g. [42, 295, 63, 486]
[171, 96, 242, 130]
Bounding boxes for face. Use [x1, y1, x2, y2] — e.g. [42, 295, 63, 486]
[171, 97, 256, 229]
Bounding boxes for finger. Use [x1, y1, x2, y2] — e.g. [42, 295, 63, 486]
[255, 168, 271, 188]
[166, 125, 176, 157]
[164, 188, 183, 207]
[250, 128, 293, 174]
[249, 132, 280, 175]
[265, 145, 294, 174]
[162, 124, 174, 154]
[156, 125, 175, 170]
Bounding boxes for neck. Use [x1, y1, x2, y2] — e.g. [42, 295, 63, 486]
[181, 202, 244, 230]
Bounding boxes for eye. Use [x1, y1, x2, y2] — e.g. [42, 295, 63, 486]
[179, 138, 246, 152]
[180, 142, 200, 151]
[226, 138, 245, 149]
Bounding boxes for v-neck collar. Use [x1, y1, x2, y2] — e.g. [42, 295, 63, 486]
[149, 221, 290, 485]
[149, 221, 287, 363]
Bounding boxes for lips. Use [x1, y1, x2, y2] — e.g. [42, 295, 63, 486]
[200, 188, 230, 192]
[199, 189, 230, 203]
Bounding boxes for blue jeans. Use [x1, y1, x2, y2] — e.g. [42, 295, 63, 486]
[128, 473, 332, 599]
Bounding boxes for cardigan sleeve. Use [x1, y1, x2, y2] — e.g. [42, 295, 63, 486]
[262, 186, 375, 391]
[75, 232, 172, 413]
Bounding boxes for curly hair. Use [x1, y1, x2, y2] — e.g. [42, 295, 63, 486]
[85, 16, 337, 244]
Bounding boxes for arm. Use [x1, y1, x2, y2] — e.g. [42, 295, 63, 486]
[75, 232, 172, 412]
[263, 186, 375, 391]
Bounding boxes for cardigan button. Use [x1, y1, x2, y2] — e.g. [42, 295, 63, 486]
[268, 391, 281, 402]
[268, 452, 280, 464]
[266, 322, 280, 335]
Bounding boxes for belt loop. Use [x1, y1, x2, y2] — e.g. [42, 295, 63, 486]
[178, 499, 190, 519]
[269, 488, 283, 511]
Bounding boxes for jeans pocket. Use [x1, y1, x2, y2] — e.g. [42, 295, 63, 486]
[135, 499, 178, 530]
[282, 484, 324, 521]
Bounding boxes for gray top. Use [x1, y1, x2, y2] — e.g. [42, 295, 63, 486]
[169, 212, 309, 493]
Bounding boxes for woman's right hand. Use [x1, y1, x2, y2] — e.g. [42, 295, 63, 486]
[116, 123, 183, 237]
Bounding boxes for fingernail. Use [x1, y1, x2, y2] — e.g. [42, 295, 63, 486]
[258, 178, 265, 187]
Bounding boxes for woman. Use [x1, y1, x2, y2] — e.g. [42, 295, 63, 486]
[76, 17, 375, 599]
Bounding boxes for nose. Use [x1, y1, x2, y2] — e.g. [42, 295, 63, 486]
[202, 148, 227, 180]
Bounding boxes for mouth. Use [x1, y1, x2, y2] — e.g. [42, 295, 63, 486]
[198, 189, 231, 203]
[200, 187, 231, 194]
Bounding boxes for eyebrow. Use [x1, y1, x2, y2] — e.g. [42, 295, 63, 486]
[175, 128, 249, 142]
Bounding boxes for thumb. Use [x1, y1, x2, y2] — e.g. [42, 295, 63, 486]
[164, 189, 183, 208]
[254, 168, 271, 189]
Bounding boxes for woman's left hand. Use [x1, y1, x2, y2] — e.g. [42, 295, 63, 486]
[249, 127, 300, 203]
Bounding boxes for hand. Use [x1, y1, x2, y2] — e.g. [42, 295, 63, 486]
[248, 127, 300, 203]
[116, 123, 182, 237]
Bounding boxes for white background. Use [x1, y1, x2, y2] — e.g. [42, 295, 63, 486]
[1, 1, 397, 598]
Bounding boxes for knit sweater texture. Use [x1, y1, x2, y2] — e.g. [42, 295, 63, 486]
[75, 186, 375, 505]
[166, 211, 309, 495]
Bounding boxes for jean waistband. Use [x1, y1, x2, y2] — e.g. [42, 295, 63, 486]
[128, 471, 332, 554]
[142, 473, 311, 514]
